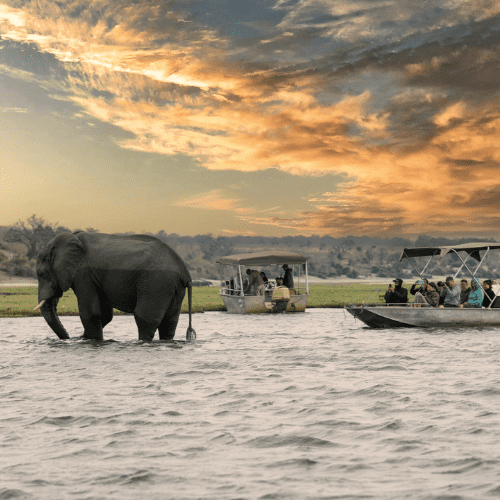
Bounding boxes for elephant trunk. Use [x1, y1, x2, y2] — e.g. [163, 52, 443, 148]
[39, 298, 70, 340]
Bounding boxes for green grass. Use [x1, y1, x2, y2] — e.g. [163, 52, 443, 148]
[308, 283, 386, 307]
[0, 283, 387, 318]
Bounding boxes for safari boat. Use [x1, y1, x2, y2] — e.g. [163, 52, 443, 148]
[217, 251, 309, 314]
[346, 242, 500, 328]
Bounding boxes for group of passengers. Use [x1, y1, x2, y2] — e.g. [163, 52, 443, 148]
[384, 276, 500, 308]
[234, 264, 295, 296]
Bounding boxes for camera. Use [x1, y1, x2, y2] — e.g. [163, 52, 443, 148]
[437, 281, 445, 287]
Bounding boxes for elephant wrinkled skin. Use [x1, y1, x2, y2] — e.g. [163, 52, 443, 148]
[35, 231, 196, 342]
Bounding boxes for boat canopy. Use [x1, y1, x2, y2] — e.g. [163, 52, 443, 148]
[217, 251, 307, 266]
[399, 242, 500, 263]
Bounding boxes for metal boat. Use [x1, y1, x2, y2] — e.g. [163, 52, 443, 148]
[346, 242, 500, 328]
[217, 251, 308, 313]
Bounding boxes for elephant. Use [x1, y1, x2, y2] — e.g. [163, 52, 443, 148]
[34, 231, 196, 342]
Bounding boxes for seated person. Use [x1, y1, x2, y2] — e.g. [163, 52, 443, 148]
[459, 279, 471, 305]
[482, 279, 500, 308]
[244, 269, 265, 296]
[413, 282, 439, 307]
[271, 277, 290, 313]
[410, 279, 428, 296]
[482, 279, 495, 308]
[436, 282, 446, 306]
[384, 278, 408, 305]
[439, 276, 460, 307]
[460, 279, 483, 308]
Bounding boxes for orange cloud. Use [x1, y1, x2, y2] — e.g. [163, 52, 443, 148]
[174, 190, 240, 211]
[5, 0, 500, 237]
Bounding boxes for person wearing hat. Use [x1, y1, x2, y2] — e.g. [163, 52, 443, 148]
[384, 278, 408, 305]
[439, 276, 460, 307]
[282, 264, 294, 290]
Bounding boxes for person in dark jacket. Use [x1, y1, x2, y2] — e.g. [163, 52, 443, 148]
[436, 282, 446, 306]
[482, 279, 500, 308]
[282, 264, 294, 290]
[384, 278, 408, 305]
[459, 279, 471, 306]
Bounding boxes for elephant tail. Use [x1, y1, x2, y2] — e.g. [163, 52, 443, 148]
[186, 282, 196, 342]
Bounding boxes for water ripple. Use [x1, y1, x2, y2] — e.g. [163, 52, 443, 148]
[2, 311, 500, 499]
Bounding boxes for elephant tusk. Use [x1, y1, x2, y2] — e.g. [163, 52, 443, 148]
[34, 300, 47, 312]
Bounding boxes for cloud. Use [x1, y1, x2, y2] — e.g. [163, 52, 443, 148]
[0, 106, 27, 112]
[174, 189, 241, 211]
[222, 228, 258, 236]
[3, 0, 500, 236]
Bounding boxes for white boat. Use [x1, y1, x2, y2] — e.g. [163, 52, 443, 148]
[346, 242, 500, 328]
[217, 252, 309, 313]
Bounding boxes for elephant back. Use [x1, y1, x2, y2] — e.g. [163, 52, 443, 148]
[75, 231, 192, 286]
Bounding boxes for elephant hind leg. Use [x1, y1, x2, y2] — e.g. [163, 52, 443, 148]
[158, 290, 185, 341]
[101, 301, 114, 328]
[134, 314, 159, 341]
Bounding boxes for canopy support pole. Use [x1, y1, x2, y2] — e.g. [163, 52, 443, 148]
[404, 252, 425, 280]
[451, 249, 490, 306]
[239, 265, 244, 297]
[472, 248, 489, 276]
[420, 251, 438, 276]
[453, 253, 472, 280]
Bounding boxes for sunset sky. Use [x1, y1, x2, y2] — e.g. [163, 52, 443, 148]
[1, 0, 500, 238]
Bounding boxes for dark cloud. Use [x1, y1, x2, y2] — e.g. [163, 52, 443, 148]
[451, 185, 500, 208]
[0, 38, 66, 78]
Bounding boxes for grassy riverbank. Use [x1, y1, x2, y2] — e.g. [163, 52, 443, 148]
[0, 283, 386, 318]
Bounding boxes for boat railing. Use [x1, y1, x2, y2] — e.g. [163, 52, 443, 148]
[220, 280, 308, 297]
[346, 302, 416, 308]
[220, 281, 243, 296]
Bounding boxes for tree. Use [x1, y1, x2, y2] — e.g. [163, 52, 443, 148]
[4, 215, 70, 260]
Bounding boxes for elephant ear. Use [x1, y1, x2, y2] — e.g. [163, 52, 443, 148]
[49, 233, 85, 292]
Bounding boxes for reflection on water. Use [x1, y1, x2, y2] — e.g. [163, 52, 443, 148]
[2, 310, 500, 499]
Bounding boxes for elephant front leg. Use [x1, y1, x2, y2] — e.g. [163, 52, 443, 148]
[77, 294, 105, 341]
[80, 315, 104, 341]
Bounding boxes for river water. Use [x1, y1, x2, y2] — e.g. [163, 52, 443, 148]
[1, 309, 500, 499]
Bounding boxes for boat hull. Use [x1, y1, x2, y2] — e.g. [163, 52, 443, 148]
[221, 293, 308, 314]
[346, 305, 500, 328]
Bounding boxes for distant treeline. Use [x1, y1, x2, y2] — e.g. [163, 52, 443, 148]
[1, 215, 499, 280]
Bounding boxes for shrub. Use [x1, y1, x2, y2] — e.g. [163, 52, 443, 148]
[5, 254, 36, 278]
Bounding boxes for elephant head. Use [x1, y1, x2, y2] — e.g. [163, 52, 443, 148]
[35, 233, 84, 339]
